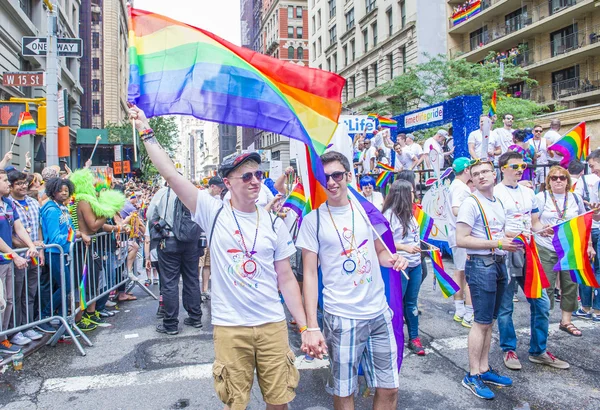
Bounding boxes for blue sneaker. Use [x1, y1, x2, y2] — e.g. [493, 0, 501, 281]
[480, 366, 513, 386]
[573, 308, 593, 319]
[462, 373, 495, 400]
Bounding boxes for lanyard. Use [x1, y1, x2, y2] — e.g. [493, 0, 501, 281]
[549, 192, 568, 220]
[230, 200, 259, 259]
[326, 200, 356, 258]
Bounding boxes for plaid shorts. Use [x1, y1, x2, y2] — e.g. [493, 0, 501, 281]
[323, 308, 399, 397]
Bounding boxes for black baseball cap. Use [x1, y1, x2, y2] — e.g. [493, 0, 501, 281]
[219, 152, 261, 177]
[208, 176, 225, 187]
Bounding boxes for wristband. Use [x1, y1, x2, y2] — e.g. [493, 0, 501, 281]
[140, 128, 155, 141]
[497, 240, 503, 250]
[298, 325, 308, 333]
[307, 328, 321, 332]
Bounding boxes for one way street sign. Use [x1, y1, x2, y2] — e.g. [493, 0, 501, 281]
[22, 37, 83, 57]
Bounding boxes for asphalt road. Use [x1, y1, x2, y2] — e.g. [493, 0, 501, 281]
[1, 259, 599, 409]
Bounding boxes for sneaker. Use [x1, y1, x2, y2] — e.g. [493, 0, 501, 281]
[593, 314, 600, 322]
[156, 324, 178, 335]
[201, 292, 211, 301]
[153, 279, 159, 285]
[462, 373, 495, 400]
[98, 309, 115, 318]
[554, 289, 561, 303]
[10, 332, 32, 346]
[573, 308, 593, 319]
[461, 317, 473, 328]
[480, 366, 513, 386]
[0, 340, 22, 355]
[513, 295, 519, 302]
[453, 313, 464, 322]
[183, 317, 203, 329]
[156, 305, 165, 319]
[76, 317, 98, 332]
[144, 279, 151, 287]
[105, 300, 117, 307]
[35, 322, 57, 334]
[23, 329, 43, 341]
[408, 337, 426, 356]
[503, 350, 522, 370]
[84, 311, 105, 325]
[528, 351, 570, 369]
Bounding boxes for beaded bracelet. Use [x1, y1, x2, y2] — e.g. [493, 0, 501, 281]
[140, 128, 155, 141]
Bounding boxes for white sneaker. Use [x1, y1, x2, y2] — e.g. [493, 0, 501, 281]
[23, 329, 43, 341]
[10, 332, 32, 346]
[105, 300, 117, 307]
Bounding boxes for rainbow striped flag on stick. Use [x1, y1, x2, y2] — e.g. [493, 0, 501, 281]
[283, 183, 308, 221]
[423, 244, 460, 298]
[67, 227, 76, 242]
[376, 161, 395, 172]
[16, 112, 36, 137]
[512, 234, 550, 298]
[375, 171, 392, 188]
[413, 204, 435, 241]
[547, 122, 589, 167]
[488, 90, 497, 117]
[551, 212, 600, 288]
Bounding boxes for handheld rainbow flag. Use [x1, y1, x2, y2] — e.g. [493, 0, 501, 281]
[0, 253, 14, 262]
[512, 234, 550, 298]
[547, 122, 589, 167]
[377, 115, 398, 129]
[413, 204, 434, 241]
[283, 183, 308, 221]
[376, 162, 395, 172]
[16, 112, 37, 137]
[552, 212, 600, 288]
[488, 90, 497, 117]
[30, 256, 39, 267]
[375, 171, 392, 188]
[67, 227, 76, 242]
[80, 264, 88, 310]
[424, 246, 460, 298]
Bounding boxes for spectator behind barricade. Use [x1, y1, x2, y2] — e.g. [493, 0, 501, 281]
[40, 166, 60, 205]
[121, 192, 139, 218]
[7, 171, 44, 346]
[359, 175, 384, 211]
[37, 178, 76, 335]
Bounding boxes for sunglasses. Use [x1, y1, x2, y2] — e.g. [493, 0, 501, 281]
[469, 158, 494, 167]
[549, 175, 568, 182]
[534, 129, 543, 133]
[229, 170, 264, 183]
[325, 171, 347, 182]
[502, 163, 527, 171]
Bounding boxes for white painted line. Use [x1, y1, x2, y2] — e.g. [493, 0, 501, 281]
[124, 310, 130, 313]
[124, 333, 139, 339]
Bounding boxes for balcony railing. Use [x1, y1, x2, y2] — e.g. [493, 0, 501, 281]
[521, 72, 600, 103]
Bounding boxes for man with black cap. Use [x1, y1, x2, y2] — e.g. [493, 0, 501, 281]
[207, 176, 225, 199]
[129, 106, 308, 410]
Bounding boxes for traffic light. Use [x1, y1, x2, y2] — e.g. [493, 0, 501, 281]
[37, 104, 46, 134]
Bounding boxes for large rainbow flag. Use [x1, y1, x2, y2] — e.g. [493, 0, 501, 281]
[512, 234, 550, 298]
[451, 0, 482, 26]
[547, 122, 589, 167]
[552, 212, 600, 288]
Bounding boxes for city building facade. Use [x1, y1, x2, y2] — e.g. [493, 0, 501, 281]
[176, 116, 205, 182]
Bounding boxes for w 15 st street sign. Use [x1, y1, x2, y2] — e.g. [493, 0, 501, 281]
[22, 37, 83, 57]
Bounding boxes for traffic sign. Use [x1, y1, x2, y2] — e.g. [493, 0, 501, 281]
[22, 37, 83, 57]
[2, 72, 46, 87]
[113, 161, 131, 174]
[0, 102, 27, 129]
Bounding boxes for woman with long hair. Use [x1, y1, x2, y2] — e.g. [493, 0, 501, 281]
[382, 179, 425, 356]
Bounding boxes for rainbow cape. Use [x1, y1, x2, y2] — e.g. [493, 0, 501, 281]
[512, 234, 550, 298]
[552, 212, 600, 287]
[16, 112, 36, 137]
[547, 122, 589, 167]
[425, 247, 460, 298]
[451, 0, 481, 26]
[488, 90, 497, 117]
[413, 204, 434, 241]
[67, 227, 76, 242]
[283, 183, 308, 222]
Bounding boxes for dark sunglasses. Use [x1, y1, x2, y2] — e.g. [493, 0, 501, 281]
[229, 170, 264, 183]
[325, 171, 347, 182]
[534, 129, 543, 133]
[549, 175, 567, 182]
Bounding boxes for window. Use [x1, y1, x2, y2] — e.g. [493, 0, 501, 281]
[343, 45, 348, 66]
[19, 0, 33, 19]
[288, 26, 294, 38]
[92, 32, 100, 49]
[549, 0, 577, 16]
[296, 6, 302, 18]
[350, 76, 356, 98]
[318, 37, 322, 55]
[400, 1, 406, 28]
[387, 9, 393, 36]
[505, 7, 528, 34]
[388, 54, 394, 79]
[328, 0, 336, 19]
[345, 8, 355, 31]
[373, 63, 378, 87]
[288, 6, 294, 19]
[288, 46, 294, 59]
[344, 82, 349, 101]
[366, 0, 376, 14]
[92, 79, 100, 92]
[372, 23, 377, 46]
[550, 24, 577, 57]
[92, 100, 100, 115]
[333, 53, 337, 72]
[350, 39, 355, 61]
[317, 10, 321, 28]
[297, 47, 304, 60]
[297, 27, 303, 38]
[329, 25, 337, 44]
[327, 58, 331, 71]
[401, 46, 406, 73]
[551, 65, 579, 99]
[363, 68, 369, 92]
[469, 26, 488, 51]
[312, 16, 315, 34]
[507, 81, 524, 97]
[92, 58, 100, 69]
[363, 29, 368, 52]
[312, 43, 316, 58]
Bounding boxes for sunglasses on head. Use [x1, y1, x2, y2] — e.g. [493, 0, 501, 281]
[502, 163, 527, 171]
[469, 158, 493, 167]
[549, 175, 568, 182]
[325, 171, 347, 182]
[229, 170, 264, 183]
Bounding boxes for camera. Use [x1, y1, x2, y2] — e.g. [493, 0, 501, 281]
[152, 219, 171, 238]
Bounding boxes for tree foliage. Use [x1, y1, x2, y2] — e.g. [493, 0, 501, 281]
[106, 116, 179, 178]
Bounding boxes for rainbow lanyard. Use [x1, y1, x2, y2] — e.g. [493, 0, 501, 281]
[470, 194, 496, 252]
[549, 192, 568, 220]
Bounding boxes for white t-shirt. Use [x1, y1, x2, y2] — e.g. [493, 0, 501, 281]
[192, 190, 296, 326]
[456, 190, 507, 256]
[494, 128, 514, 154]
[446, 179, 472, 248]
[544, 130, 563, 163]
[296, 203, 388, 320]
[383, 210, 421, 267]
[393, 149, 415, 171]
[574, 173, 600, 228]
[468, 129, 500, 159]
[493, 183, 538, 235]
[535, 191, 586, 250]
[531, 138, 548, 165]
[423, 137, 444, 169]
[362, 191, 384, 211]
[404, 142, 423, 159]
[223, 183, 274, 208]
[361, 147, 377, 173]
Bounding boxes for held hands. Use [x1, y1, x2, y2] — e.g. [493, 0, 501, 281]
[13, 254, 27, 270]
[26, 246, 39, 259]
[301, 329, 328, 359]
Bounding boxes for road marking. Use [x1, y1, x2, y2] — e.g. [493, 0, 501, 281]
[124, 333, 139, 339]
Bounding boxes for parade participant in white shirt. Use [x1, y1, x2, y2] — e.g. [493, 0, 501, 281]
[446, 158, 474, 327]
[468, 115, 501, 160]
[493, 114, 515, 155]
[405, 134, 424, 166]
[359, 176, 384, 211]
[297, 151, 408, 410]
[360, 139, 377, 174]
[424, 130, 452, 170]
[456, 159, 520, 400]
[384, 134, 417, 171]
[531, 125, 549, 188]
[544, 119, 563, 165]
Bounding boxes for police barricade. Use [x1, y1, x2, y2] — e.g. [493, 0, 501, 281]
[0, 244, 86, 357]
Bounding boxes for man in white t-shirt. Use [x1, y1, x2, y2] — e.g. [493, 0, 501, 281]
[424, 129, 451, 171]
[130, 106, 308, 410]
[384, 133, 416, 171]
[531, 124, 549, 188]
[405, 134, 424, 167]
[468, 115, 501, 160]
[446, 157, 474, 327]
[456, 159, 520, 400]
[494, 151, 568, 372]
[544, 119, 563, 165]
[297, 151, 408, 409]
[360, 139, 377, 174]
[493, 114, 515, 155]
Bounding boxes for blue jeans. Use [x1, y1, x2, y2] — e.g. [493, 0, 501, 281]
[41, 252, 69, 318]
[579, 228, 600, 310]
[401, 264, 423, 340]
[497, 275, 550, 356]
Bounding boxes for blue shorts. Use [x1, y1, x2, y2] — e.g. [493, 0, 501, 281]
[465, 256, 508, 325]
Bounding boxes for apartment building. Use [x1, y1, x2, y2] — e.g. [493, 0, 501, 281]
[176, 116, 205, 181]
[309, 0, 447, 112]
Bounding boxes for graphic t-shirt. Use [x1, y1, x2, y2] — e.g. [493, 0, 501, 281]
[383, 210, 421, 267]
[456, 190, 506, 256]
[393, 149, 415, 171]
[192, 190, 296, 326]
[296, 203, 388, 320]
[493, 184, 538, 235]
[446, 179, 471, 248]
[423, 138, 444, 169]
[535, 191, 586, 251]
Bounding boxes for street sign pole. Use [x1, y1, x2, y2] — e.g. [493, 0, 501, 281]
[46, 7, 58, 167]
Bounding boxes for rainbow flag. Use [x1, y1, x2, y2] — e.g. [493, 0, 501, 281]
[488, 90, 497, 117]
[552, 212, 600, 288]
[413, 204, 434, 241]
[376, 171, 392, 188]
[451, 0, 481, 26]
[283, 183, 308, 221]
[80, 264, 88, 310]
[16, 112, 36, 137]
[547, 122, 589, 167]
[376, 161, 395, 172]
[368, 114, 398, 129]
[30, 256, 39, 266]
[512, 234, 550, 298]
[426, 248, 460, 298]
[0, 253, 14, 262]
[67, 227, 76, 242]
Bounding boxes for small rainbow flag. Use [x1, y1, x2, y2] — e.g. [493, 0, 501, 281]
[426, 248, 460, 298]
[376, 161, 395, 172]
[552, 212, 600, 288]
[30, 256, 39, 266]
[0, 253, 14, 262]
[512, 234, 550, 298]
[16, 112, 36, 137]
[488, 90, 497, 117]
[376, 171, 392, 188]
[67, 227, 76, 242]
[80, 264, 88, 310]
[413, 204, 434, 241]
[547, 122, 589, 167]
[368, 113, 397, 129]
[283, 183, 308, 221]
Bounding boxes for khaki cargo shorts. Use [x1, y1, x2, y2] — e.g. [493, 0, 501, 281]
[212, 320, 299, 409]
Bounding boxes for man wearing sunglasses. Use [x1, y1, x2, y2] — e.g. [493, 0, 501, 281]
[297, 151, 408, 410]
[531, 125, 549, 188]
[130, 106, 308, 410]
[493, 152, 568, 372]
[456, 159, 520, 400]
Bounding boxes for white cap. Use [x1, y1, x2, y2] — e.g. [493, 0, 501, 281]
[437, 129, 449, 138]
